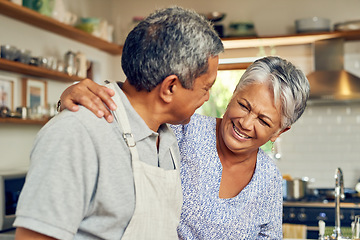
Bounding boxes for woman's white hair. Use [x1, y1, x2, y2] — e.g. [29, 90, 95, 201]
[234, 56, 310, 130]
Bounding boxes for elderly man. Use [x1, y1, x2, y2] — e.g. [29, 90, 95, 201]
[14, 6, 223, 240]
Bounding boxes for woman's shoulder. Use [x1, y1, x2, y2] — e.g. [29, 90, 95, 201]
[256, 149, 282, 180]
[171, 113, 215, 134]
[170, 113, 216, 142]
[185, 113, 216, 130]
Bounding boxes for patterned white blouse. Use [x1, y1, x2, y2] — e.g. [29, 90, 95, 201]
[171, 114, 283, 240]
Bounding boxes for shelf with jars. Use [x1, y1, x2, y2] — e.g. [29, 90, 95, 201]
[2, 0, 360, 53]
[0, 58, 82, 83]
[0, 0, 123, 55]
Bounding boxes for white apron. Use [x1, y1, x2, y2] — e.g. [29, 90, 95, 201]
[107, 82, 183, 240]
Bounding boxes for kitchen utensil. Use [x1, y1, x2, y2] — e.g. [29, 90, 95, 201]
[64, 51, 76, 76]
[16, 49, 32, 64]
[283, 178, 308, 200]
[353, 215, 360, 239]
[63, 11, 78, 26]
[23, 0, 54, 17]
[75, 17, 100, 34]
[204, 12, 226, 37]
[295, 17, 330, 33]
[334, 20, 360, 31]
[51, 0, 65, 23]
[0, 45, 19, 61]
[0, 106, 10, 118]
[16, 106, 29, 119]
[319, 220, 325, 240]
[10, 0, 22, 5]
[228, 22, 257, 37]
[75, 51, 87, 78]
[206, 12, 226, 23]
[29, 56, 41, 66]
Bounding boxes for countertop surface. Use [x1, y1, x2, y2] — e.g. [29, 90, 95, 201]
[0, 229, 15, 240]
[284, 201, 360, 208]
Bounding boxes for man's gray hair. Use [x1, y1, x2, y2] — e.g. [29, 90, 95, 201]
[121, 6, 224, 91]
[234, 56, 310, 129]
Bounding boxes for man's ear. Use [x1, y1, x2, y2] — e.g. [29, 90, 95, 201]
[270, 126, 291, 142]
[159, 75, 179, 103]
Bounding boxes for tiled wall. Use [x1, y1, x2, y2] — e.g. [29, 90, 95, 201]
[277, 102, 360, 189]
[274, 41, 360, 189]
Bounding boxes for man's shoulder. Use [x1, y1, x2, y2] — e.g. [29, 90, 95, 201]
[37, 106, 115, 141]
[51, 106, 112, 127]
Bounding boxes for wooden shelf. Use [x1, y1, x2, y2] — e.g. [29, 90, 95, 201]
[0, 58, 82, 82]
[0, 117, 48, 125]
[222, 30, 360, 49]
[0, 0, 123, 55]
[2, 0, 360, 53]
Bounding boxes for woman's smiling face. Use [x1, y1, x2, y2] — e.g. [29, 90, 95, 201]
[220, 82, 288, 156]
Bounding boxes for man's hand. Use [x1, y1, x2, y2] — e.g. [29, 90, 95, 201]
[60, 79, 117, 123]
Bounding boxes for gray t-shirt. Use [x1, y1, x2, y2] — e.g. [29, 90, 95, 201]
[14, 87, 180, 239]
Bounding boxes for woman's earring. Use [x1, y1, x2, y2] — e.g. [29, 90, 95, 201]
[271, 141, 275, 153]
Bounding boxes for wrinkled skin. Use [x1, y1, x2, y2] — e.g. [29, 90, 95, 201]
[60, 79, 117, 123]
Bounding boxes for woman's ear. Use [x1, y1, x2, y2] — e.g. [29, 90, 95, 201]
[270, 126, 291, 142]
[159, 75, 179, 103]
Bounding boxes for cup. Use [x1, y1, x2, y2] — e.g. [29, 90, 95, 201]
[16, 107, 29, 119]
[64, 11, 78, 26]
[353, 215, 360, 240]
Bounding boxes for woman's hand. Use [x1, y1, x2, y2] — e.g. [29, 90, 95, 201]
[60, 79, 117, 122]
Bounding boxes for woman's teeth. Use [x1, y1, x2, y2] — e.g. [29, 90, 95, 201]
[233, 124, 251, 139]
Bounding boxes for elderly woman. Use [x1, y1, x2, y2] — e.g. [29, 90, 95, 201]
[59, 56, 310, 239]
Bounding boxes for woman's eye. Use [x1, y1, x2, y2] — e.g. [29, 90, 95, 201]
[238, 102, 248, 110]
[259, 118, 270, 127]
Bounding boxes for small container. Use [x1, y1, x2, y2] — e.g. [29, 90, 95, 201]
[295, 17, 330, 33]
[355, 178, 360, 196]
[75, 51, 87, 78]
[16, 49, 32, 64]
[64, 51, 76, 76]
[16, 106, 29, 119]
[228, 22, 257, 37]
[0, 45, 19, 61]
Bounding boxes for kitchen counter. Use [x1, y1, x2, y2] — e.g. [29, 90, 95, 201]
[284, 201, 360, 208]
[0, 230, 15, 240]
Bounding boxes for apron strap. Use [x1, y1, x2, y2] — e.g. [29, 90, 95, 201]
[106, 82, 140, 163]
[107, 82, 178, 169]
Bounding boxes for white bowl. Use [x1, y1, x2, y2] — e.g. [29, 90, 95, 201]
[295, 17, 330, 33]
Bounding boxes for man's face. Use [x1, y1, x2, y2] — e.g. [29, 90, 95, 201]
[171, 56, 219, 125]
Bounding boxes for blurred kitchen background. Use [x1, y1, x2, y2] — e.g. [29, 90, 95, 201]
[1, 0, 360, 190]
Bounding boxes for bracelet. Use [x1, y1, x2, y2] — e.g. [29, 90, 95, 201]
[56, 100, 61, 112]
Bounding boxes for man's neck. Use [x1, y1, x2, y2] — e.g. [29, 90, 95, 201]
[121, 80, 163, 132]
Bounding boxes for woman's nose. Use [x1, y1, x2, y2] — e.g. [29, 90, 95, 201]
[239, 114, 254, 130]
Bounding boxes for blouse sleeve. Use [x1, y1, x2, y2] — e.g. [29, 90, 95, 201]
[257, 171, 283, 239]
